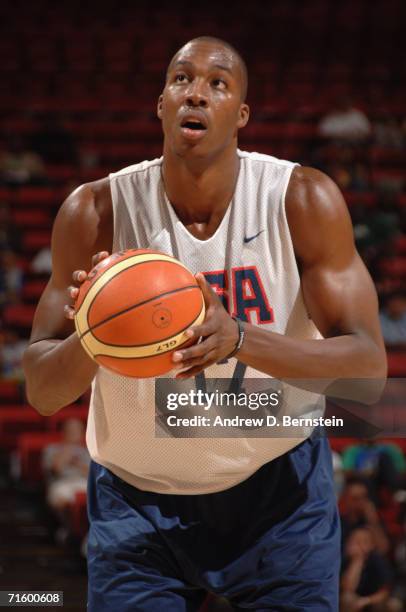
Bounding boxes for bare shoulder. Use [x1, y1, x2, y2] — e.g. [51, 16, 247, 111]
[286, 166, 349, 220]
[285, 166, 354, 264]
[53, 176, 113, 262]
[58, 176, 112, 226]
[26, 177, 113, 344]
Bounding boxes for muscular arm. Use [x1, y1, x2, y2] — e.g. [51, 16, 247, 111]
[174, 167, 387, 385]
[236, 167, 386, 379]
[23, 180, 113, 415]
[341, 556, 365, 594]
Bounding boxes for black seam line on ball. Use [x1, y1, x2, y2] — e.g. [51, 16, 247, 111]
[79, 285, 201, 340]
[81, 303, 204, 349]
[82, 307, 203, 350]
[92, 302, 202, 358]
[85, 258, 190, 330]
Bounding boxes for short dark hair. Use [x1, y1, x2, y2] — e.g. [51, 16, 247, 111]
[166, 36, 248, 102]
[345, 476, 369, 490]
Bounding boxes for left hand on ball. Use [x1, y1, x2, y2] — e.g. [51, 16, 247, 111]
[172, 273, 239, 378]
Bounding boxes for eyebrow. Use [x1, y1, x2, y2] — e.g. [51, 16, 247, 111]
[213, 63, 233, 75]
[172, 60, 234, 75]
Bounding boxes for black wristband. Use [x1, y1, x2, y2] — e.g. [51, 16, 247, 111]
[226, 317, 245, 359]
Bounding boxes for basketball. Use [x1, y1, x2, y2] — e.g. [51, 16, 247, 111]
[74, 249, 205, 378]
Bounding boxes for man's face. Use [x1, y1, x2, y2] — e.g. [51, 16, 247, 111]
[346, 483, 368, 512]
[157, 41, 249, 159]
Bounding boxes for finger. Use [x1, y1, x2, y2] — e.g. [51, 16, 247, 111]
[72, 270, 88, 285]
[175, 357, 217, 379]
[172, 335, 216, 363]
[64, 304, 76, 320]
[183, 318, 217, 341]
[174, 349, 217, 372]
[68, 286, 79, 300]
[91, 251, 110, 268]
[195, 273, 220, 307]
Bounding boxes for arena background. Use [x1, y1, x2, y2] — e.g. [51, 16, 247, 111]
[0, 0, 405, 610]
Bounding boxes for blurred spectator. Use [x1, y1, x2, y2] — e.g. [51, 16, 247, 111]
[340, 527, 400, 611]
[353, 191, 400, 266]
[340, 479, 389, 554]
[342, 440, 405, 494]
[31, 247, 52, 275]
[327, 162, 352, 190]
[42, 418, 90, 540]
[394, 517, 406, 601]
[30, 115, 78, 166]
[0, 249, 23, 305]
[0, 328, 27, 380]
[374, 114, 404, 149]
[0, 202, 22, 253]
[0, 137, 46, 186]
[367, 191, 400, 251]
[379, 292, 406, 350]
[333, 449, 345, 497]
[318, 97, 371, 142]
[327, 162, 370, 192]
[350, 163, 371, 192]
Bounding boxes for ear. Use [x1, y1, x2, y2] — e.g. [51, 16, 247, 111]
[157, 94, 163, 120]
[237, 103, 250, 129]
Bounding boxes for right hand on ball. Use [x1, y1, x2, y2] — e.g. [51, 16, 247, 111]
[64, 251, 110, 320]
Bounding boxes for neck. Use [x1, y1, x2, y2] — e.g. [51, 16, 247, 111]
[161, 144, 240, 226]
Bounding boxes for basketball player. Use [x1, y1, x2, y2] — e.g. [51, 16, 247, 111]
[23, 37, 386, 611]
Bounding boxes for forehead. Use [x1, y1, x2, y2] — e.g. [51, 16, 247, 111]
[169, 41, 240, 75]
[348, 484, 366, 495]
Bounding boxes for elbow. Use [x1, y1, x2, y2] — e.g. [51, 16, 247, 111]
[369, 344, 388, 381]
[23, 351, 61, 416]
[358, 343, 387, 405]
[24, 379, 61, 416]
[355, 333, 387, 380]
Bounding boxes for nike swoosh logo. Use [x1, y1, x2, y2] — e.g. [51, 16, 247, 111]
[244, 230, 265, 243]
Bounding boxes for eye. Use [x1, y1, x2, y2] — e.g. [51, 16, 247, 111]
[212, 78, 227, 89]
[174, 73, 188, 83]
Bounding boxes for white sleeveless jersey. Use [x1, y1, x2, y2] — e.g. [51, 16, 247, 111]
[86, 150, 324, 494]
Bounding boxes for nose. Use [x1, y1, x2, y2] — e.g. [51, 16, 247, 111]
[185, 79, 208, 108]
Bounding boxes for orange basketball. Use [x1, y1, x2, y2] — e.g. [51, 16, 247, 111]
[74, 249, 205, 378]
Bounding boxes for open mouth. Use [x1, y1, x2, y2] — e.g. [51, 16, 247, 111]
[181, 120, 206, 131]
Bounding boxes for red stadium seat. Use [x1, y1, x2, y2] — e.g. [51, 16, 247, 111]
[379, 257, 406, 278]
[0, 187, 15, 201]
[393, 235, 406, 255]
[370, 146, 405, 166]
[371, 169, 404, 188]
[398, 193, 406, 208]
[16, 187, 58, 208]
[22, 230, 51, 252]
[3, 304, 36, 329]
[12, 209, 51, 228]
[21, 279, 48, 302]
[0, 381, 23, 404]
[45, 165, 78, 182]
[387, 352, 406, 377]
[343, 192, 378, 208]
[17, 431, 62, 483]
[0, 408, 47, 450]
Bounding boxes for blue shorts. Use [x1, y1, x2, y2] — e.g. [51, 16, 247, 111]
[87, 435, 340, 611]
